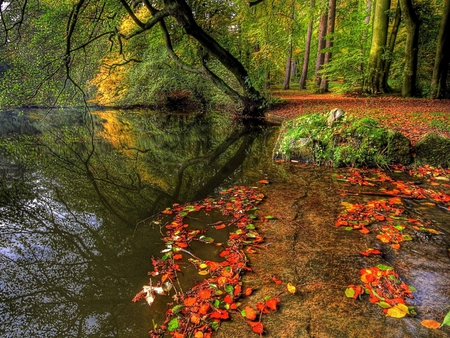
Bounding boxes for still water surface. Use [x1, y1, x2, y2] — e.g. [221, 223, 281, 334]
[0, 108, 277, 337]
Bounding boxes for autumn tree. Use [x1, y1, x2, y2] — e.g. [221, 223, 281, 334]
[318, 0, 336, 93]
[299, 0, 315, 89]
[0, 0, 268, 118]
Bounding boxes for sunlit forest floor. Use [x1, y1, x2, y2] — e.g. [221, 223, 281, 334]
[269, 91, 450, 145]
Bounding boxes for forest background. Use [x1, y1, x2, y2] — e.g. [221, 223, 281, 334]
[0, 0, 449, 116]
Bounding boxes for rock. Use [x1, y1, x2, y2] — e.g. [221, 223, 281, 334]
[386, 131, 412, 165]
[288, 137, 316, 163]
[327, 108, 345, 127]
[414, 132, 450, 167]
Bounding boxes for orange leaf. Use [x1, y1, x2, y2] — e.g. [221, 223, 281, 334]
[248, 321, 264, 334]
[244, 287, 254, 296]
[244, 306, 257, 321]
[184, 297, 197, 306]
[199, 289, 212, 300]
[173, 254, 183, 260]
[420, 319, 441, 329]
[271, 275, 282, 285]
[198, 302, 210, 315]
[191, 313, 201, 324]
[224, 294, 234, 304]
[210, 309, 229, 319]
[265, 297, 279, 311]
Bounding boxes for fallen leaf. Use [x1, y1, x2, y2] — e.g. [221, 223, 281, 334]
[248, 321, 264, 334]
[420, 319, 441, 329]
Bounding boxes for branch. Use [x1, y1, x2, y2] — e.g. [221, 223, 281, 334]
[249, 0, 265, 7]
[118, 0, 145, 28]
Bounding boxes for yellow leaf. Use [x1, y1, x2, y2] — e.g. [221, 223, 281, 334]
[386, 305, 407, 318]
[198, 270, 209, 275]
[421, 319, 441, 329]
[199, 263, 208, 269]
[286, 283, 296, 294]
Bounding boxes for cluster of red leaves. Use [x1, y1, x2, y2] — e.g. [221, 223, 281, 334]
[242, 297, 280, 334]
[337, 166, 450, 318]
[346, 265, 416, 318]
[133, 186, 279, 337]
[335, 167, 447, 248]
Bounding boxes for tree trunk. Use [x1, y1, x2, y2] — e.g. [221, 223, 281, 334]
[319, 0, 336, 93]
[398, 0, 419, 97]
[431, 0, 450, 98]
[365, 0, 390, 94]
[299, 0, 315, 89]
[382, 1, 401, 91]
[315, 4, 328, 87]
[167, 0, 265, 116]
[282, 44, 293, 90]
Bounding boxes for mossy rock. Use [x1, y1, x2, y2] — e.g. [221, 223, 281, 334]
[414, 132, 450, 168]
[386, 130, 412, 165]
[275, 112, 414, 168]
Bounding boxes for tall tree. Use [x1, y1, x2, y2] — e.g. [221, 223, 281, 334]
[382, 1, 401, 91]
[398, 0, 420, 97]
[282, 0, 296, 90]
[365, 0, 391, 94]
[315, 3, 328, 87]
[319, 0, 336, 93]
[299, 0, 315, 89]
[430, 0, 450, 98]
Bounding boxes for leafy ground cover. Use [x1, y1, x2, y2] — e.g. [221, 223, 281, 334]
[268, 91, 450, 145]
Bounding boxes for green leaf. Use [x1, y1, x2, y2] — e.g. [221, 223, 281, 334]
[225, 284, 234, 294]
[376, 264, 393, 271]
[442, 310, 450, 327]
[171, 305, 184, 314]
[345, 227, 354, 231]
[246, 224, 256, 230]
[264, 215, 275, 220]
[210, 321, 219, 331]
[377, 301, 392, 309]
[408, 285, 417, 292]
[168, 317, 179, 331]
[345, 287, 355, 298]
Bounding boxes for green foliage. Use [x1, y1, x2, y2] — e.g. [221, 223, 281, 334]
[277, 113, 399, 167]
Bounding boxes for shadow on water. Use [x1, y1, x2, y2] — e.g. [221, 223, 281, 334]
[0, 108, 276, 337]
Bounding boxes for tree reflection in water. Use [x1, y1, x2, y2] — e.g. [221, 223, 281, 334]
[0, 108, 273, 337]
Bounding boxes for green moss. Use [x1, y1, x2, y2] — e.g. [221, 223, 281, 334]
[276, 114, 413, 168]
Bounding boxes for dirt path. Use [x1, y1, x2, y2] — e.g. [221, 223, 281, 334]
[267, 91, 450, 145]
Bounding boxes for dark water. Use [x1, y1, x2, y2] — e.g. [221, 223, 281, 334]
[0, 108, 276, 337]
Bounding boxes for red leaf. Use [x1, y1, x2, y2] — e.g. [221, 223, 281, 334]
[244, 306, 257, 320]
[248, 321, 264, 334]
[210, 309, 229, 319]
[265, 297, 279, 311]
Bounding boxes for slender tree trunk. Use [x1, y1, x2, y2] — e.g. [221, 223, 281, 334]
[382, 1, 401, 91]
[431, 0, 450, 98]
[283, 44, 293, 89]
[299, 0, 315, 89]
[399, 0, 420, 97]
[315, 3, 328, 87]
[319, 0, 336, 93]
[365, 0, 390, 94]
[283, 1, 295, 90]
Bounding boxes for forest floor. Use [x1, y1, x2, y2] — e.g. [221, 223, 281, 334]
[267, 90, 450, 145]
[216, 92, 450, 338]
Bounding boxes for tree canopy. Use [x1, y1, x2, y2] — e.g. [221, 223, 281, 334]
[0, 0, 448, 115]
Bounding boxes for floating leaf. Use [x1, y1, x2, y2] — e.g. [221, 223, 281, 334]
[248, 321, 264, 334]
[345, 287, 355, 298]
[421, 319, 441, 329]
[168, 317, 179, 331]
[377, 264, 393, 271]
[287, 283, 296, 294]
[442, 310, 450, 326]
[386, 305, 408, 318]
[244, 306, 257, 320]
